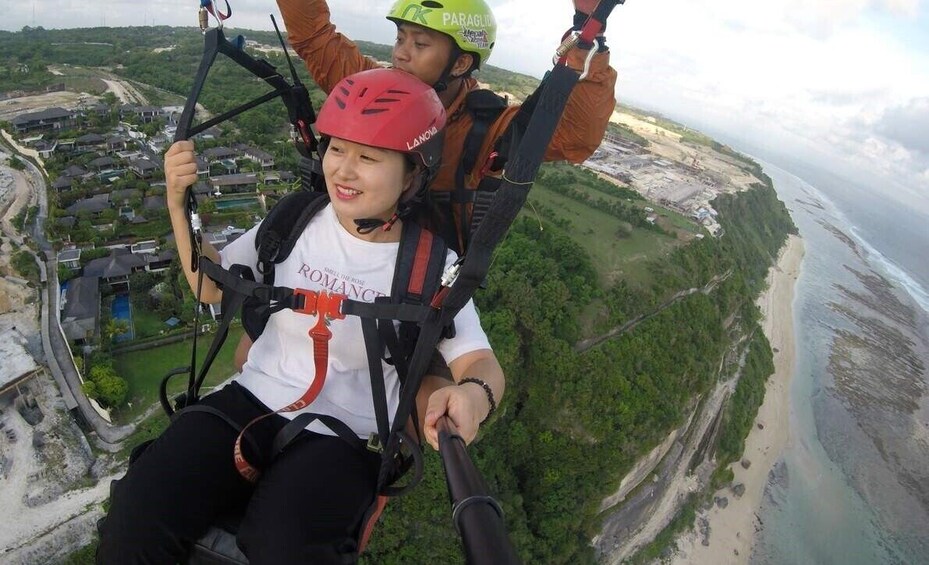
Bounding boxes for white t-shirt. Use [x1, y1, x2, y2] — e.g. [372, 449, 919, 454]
[221, 203, 491, 439]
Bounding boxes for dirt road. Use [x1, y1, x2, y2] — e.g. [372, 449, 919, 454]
[101, 78, 148, 105]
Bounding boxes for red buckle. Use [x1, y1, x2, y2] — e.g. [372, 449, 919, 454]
[297, 118, 312, 146]
[316, 292, 346, 321]
[293, 289, 346, 320]
[293, 288, 318, 315]
[308, 292, 345, 342]
[480, 150, 499, 179]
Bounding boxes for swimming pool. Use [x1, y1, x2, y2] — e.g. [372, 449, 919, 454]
[215, 197, 259, 210]
[111, 293, 134, 342]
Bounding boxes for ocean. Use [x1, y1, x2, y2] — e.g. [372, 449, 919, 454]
[749, 162, 929, 564]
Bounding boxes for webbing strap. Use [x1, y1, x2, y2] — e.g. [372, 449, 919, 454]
[270, 411, 367, 457]
[188, 263, 254, 402]
[232, 289, 346, 482]
[358, 495, 389, 553]
[408, 228, 433, 297]
[388, 56, 590, 472]
[361, 315, 391, 447]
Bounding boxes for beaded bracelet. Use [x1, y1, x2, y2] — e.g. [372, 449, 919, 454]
[459, 377, 497, 425]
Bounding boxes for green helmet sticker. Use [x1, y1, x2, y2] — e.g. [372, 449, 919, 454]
[387, 0, 497, 68]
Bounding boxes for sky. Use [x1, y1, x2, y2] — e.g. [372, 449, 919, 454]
[2, 0, 928, 213]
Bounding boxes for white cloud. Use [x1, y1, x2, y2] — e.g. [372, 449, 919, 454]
[1, 0, 926, 206]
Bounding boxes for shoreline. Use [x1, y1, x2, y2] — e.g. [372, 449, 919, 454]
[670, 234, 805, 564]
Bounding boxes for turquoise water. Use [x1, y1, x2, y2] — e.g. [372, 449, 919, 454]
[214, 197, 258, 210]
[750, 163, 929, 564]
[111, 293, 134, 342]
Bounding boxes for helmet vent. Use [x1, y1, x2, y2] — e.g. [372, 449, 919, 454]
[375, 98, 400, 103]
[361, 108, 389, 115]
[338, 85, 350, 96]
[359, 87, 369, 97]
[387, 89, 410, 95]
[422, 1, 443, 7]
[334, 97, 346, 109]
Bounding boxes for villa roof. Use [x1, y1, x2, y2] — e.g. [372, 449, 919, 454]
[83, 250, 146, 279]
[61, 275, 100, 321]
[10, 107, 73, 125]
[76, 133, 106, 144]
[62, 165, 87, 178]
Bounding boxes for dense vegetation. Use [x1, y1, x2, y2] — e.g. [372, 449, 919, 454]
[1, 26, 798, 564]
[364, 171, 795, 562]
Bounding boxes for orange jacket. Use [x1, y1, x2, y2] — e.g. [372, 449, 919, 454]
[278, 0, 617, 248]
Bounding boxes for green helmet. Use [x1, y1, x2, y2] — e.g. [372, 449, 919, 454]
[387, 0, 497, 69]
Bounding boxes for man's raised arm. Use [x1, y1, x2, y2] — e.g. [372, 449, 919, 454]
[277, 0, 380, 93]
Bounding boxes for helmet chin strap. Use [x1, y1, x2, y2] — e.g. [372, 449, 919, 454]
[432, 47, 464, 93]
[353, 169, 430, 234]
[354, 213, 400, 234]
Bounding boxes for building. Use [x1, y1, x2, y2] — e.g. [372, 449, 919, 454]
[235, 144, 275, 169]
[196, 156, 210, 178]
[202, 146, 238, 162]
[75, 133, 106, 151]
[135, 106, 164, 123]
[617, 155, 653, 170]
[88, 155, 117, 171]
[66, 194, 111, 216]
[34, 140, 58, 158]
[130, 240, 158, 255]
[209, 173, 259, 194]
[10, 107, 77, 134]
[263, 170, 296, 185]
[106, 135, 128, 153]
[120, 105, 164, 124]
[129, 158, 161, 179]
[57, 248, 82, 270]
[60, 276, 100, 344]
[62, 164, 88, 178]
[110, 188, 142, 204]
[52, 176, 73, 192]
[83, 249, 147, 290]
[142, 196, 164, 213]
[0, 329, 40, 401]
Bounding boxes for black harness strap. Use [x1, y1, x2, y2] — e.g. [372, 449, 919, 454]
[175, 26, 318, 161]
[270, 412, 367, 457]
[254, 190, 330, 283]
[443, 90, 508, 253]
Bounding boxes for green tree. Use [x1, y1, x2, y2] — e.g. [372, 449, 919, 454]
[86, 362, 129, 408]
[103, 318, 130, 345]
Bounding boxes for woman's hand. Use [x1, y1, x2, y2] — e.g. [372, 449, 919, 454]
[165, 141, 199, 212]
[422, 382, 489, 450]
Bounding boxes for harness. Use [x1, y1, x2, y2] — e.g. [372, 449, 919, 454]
[171, 190, 450, 489]
[153, 1, 623, 561]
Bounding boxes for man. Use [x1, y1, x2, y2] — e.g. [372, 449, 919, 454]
[278, 0, 617, 252]
[236, 0, 617, 394]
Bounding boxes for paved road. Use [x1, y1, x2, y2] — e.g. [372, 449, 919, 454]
[9, 148, 137, 445]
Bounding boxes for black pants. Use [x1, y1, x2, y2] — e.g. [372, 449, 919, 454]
[97, 383, 381, 564]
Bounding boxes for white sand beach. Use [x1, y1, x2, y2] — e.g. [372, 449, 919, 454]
[670, 234, 805, 564]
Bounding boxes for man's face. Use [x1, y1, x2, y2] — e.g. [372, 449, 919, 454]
[392, 23, 455, 85]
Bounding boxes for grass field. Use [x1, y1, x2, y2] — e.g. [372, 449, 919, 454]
[112, 325, 245, 424]
[133, 306, 167, 340]
[527, 182, 680, 288]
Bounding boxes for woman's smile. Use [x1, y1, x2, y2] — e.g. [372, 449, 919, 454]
[335, 184, 362, 200]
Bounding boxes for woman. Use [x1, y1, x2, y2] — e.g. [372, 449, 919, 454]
[97, 68, 504, 564]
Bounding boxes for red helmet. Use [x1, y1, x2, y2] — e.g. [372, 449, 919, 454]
[316, 68, 446, 171]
